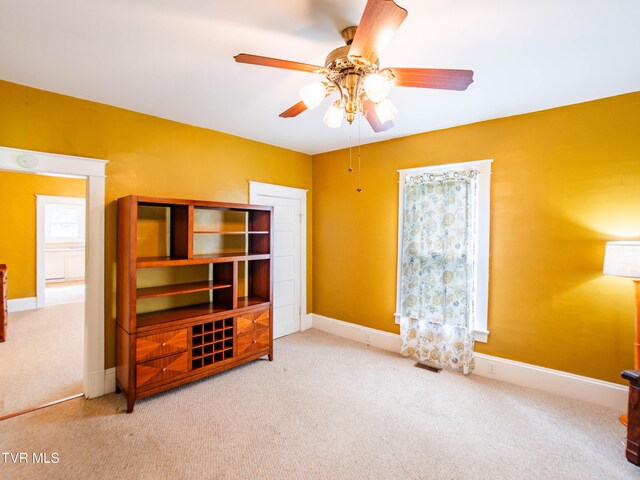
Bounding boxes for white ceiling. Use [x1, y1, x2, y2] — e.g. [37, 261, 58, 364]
[1, 0, 639, 155]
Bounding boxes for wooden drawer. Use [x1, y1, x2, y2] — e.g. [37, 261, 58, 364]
[136, 352, 188, 388]
[236, 309, 270, 335]
[136, 328, 188, 362]
[236, 328, 270, 356]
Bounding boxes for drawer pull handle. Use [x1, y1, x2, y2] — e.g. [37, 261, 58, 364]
[161, 342, 167, 347]
[253, 340, 257, 344]
[253, 320, 256, 324]
[162, 368, 167, 372]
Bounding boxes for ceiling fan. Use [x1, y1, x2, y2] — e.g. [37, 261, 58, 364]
[234, 0, 474, 133]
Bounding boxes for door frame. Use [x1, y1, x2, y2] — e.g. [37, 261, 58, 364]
[36, 195, 87, 307]
[249, 181, 310, 331]
[0, 146, 108, 399]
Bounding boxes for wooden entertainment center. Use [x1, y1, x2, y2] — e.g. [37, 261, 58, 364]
[116, 195, 273, 413]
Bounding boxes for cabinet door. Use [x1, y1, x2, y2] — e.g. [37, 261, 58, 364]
[45, 251, 66, 280]
[66, 250, 85, 279]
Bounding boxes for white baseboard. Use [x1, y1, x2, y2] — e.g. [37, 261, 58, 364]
[473, 353, 627, 412]
[301, 313, 313, 331]
[310, 313, 628, 412]
[312, 314, 402, 352]
[7, 296, 37, 312]
[104, 367, 116, 394]
[85, 369, 106, 399]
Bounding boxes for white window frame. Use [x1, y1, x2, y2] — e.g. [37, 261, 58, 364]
[43, 198, 86, 244]
[394, 159, 492, 343]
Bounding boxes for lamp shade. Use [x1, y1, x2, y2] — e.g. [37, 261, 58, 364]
[375, 99, 398, 124]
[323, 103, 343, 128]
[299, 82, 326, 109]
[363, 73, 392, 103]
[603, 241, 640, 279]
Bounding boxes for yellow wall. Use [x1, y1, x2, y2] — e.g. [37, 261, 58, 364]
[2, 77, 638, 384]
[312, 92, 640, 384]
[0, 171, 85, 299]
[0, 80, 313, 369]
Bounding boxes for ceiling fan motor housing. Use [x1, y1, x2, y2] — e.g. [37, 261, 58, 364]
[324, 26, 381, 121]
[325, 26, 379, 77]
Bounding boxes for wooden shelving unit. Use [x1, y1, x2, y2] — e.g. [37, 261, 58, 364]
[116, 195, 273, 413]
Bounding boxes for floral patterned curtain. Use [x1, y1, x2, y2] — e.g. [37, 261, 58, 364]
[399, 170, 478, 374]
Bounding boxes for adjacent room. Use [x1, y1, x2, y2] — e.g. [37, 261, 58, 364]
[0, 0, 639, 478]
[0, 171, 85, 418]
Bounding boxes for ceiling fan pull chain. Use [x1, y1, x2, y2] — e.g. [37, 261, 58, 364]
[357, 113, 363, 193]
[348, 123, 353, 173]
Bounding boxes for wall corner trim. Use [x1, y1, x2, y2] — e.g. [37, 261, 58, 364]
[301, 313, 313, 331]
[310, 313, 627, 411]
[104, 367, 116, 395]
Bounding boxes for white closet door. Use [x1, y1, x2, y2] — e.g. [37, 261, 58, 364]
[250, 183, 306, 339]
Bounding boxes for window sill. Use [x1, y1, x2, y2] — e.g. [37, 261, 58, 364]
[393, 313, 490, 343]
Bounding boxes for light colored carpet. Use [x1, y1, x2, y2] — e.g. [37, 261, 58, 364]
[0, 302, 83, 417]
[0, 329, 636, 479]
[45, 284, 85, 306]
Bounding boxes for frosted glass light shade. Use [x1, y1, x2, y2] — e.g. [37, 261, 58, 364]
[603, 241, 640, 279]
[375, 99, 398, 124]
[299, 82, 326, 109]
[363, 73, 392, 103]
[323, 104, 343, 128]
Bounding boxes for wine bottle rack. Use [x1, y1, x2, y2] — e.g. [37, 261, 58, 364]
[191, 318, 234, 370]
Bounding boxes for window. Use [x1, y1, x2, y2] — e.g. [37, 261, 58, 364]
[394, 159, 492, 342]
[45, 201, 86, 243]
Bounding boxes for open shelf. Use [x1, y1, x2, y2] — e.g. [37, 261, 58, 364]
[137, 253, 270, 268]
[136, 302, 229, 330]
[136, 280, 232, 299]
[237, 296, 270, 309]
[136, 204, 190, 259]
[193, 231, 269, 235]
[237, 258, 270, 308]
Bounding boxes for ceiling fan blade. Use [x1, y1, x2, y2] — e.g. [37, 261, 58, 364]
[390, 68, 474, 91]
[348, 0, 408, 66]
[279, 101, 308, 118]
[234, 54, 322, 74]
[363, 99, 394, 133]
[279, 94, 332, 118]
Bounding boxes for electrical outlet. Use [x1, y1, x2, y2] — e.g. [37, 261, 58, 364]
[488, 362, 497, 375]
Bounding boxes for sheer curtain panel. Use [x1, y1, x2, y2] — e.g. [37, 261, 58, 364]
[399, 170, 478, 374]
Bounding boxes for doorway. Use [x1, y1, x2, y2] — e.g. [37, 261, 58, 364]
[38, 195, 87, 308]
[0, 146, 107, 415]
[249, 181, 308, 338]
[0, 174, 86, 416]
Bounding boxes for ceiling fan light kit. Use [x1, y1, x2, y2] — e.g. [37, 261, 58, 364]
[363, 71, 393, 103]
[299, 81, 327, 110]
[234, 0, 474, 190]
[324, 102, 344, 129]
[374, 98, 398, 124]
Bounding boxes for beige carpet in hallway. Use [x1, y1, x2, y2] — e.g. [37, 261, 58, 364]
[0, 329, 635, 479]
[0, 302, 83, 417]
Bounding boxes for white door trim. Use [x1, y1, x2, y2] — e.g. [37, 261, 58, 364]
[36, 195, 86, 308]
[248, 181, 309, 330]
[0, 146, 108, 399]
